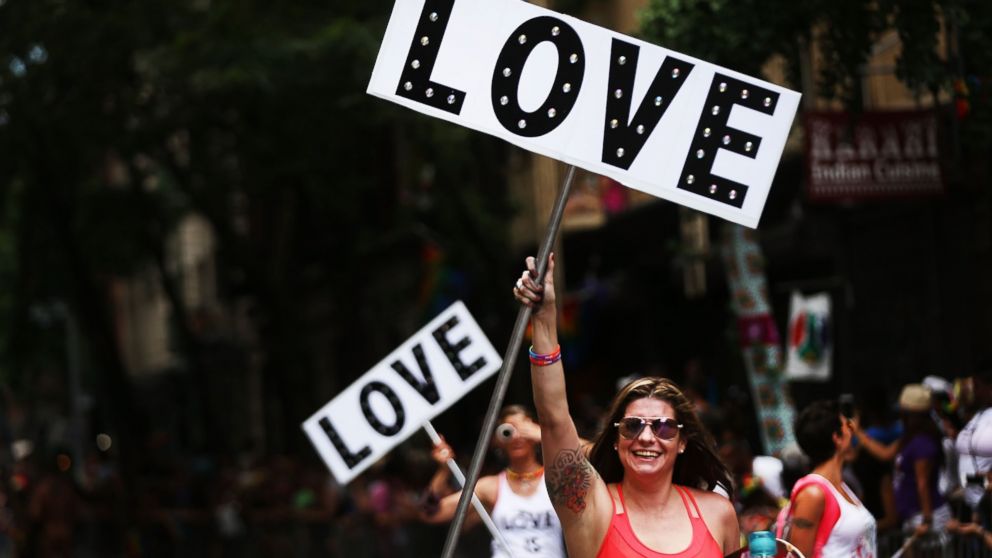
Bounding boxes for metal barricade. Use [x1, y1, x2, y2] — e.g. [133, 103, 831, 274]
[878, 529, 992, 558]
[947, 533, 992, 558]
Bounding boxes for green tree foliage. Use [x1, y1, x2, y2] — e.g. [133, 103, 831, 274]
[641, 0, 984, 103]
[0, 0, 513, 455]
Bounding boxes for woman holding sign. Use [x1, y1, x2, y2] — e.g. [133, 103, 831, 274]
[421, 405, 567, 558]
[513, 254, 740, 558]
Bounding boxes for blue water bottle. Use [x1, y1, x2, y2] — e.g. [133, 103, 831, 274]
[748, 530, 777, 557]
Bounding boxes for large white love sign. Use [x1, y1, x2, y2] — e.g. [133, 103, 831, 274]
[367, 0, 801, 228]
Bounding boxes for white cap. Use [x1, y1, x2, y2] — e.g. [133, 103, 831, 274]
[12, 439, 34, 461]
[923, 375, 952, 395]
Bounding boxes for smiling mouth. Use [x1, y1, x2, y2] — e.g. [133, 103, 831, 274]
[631, 450, 660, 459]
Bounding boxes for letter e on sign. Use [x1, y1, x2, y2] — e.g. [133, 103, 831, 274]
[677, 74, 779, 208]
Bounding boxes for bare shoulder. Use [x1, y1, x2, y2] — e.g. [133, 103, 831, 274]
[475, 474, 501, 508]
[685, 487, 740, 553]
[685, 486, 735, 518]
[793, 483, 826, 506]
[791, 482, 826, 523]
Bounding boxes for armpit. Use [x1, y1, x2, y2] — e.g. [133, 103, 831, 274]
[546, 448, 596, 514]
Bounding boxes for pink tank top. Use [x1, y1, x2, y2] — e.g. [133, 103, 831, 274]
[596, 484, 724, 558]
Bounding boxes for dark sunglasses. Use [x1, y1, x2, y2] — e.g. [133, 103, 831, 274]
[614, 416, 683, 440]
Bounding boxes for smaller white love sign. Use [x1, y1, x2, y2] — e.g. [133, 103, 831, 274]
[302, 301, 502, 484]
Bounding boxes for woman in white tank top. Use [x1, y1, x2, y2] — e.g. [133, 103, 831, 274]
[815, 475, 876, 558]
[784, 400, 877, 558]
[420, 405, 567, 558]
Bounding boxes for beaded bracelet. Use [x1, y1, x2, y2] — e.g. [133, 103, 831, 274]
[529, 344, 562, 366]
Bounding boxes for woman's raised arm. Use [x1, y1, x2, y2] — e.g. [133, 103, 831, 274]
[514, 254, 611, 549]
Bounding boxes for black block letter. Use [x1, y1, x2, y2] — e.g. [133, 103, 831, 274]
[395, 0, 466, 114]
[319, 416, 371, 469]
[492, 16, 584, 137]
[360, 381, 406, 436]
[677, 74, 779, 208]
[432, 316, 486, 380]
[602, 40, 694, 170]
[391, 344, 440, 405]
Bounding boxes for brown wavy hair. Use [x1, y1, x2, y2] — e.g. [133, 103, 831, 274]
[587, 377, 734, 499]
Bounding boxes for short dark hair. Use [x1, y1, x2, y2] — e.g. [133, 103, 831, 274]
[794, 400, 842, 468]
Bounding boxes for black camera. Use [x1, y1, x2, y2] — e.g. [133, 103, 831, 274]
[839, 393, 855, 419]
[495, 423, 515, 443]
[965, 473, 988, 488]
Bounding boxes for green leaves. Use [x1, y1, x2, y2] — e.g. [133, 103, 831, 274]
[639, 0, 963, 107]
[640, 0, 808, 79]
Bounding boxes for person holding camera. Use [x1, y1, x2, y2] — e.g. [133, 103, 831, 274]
[420, 405, 566, 558]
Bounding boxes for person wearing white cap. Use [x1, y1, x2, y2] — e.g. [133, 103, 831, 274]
[853, 384, 951, 535]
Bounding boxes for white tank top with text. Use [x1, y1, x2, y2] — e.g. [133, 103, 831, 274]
[490, 471, 566, 558]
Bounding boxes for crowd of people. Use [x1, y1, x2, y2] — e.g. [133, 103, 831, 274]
[1, 256, 991, 558]
[511, 254, 991, 558]
[4, 436, 542, 557]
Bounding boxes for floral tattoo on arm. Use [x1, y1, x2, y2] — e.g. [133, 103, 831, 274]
[546, 448, 595, 513]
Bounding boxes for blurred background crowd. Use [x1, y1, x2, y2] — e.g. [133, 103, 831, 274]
[3, 368, 991, 557]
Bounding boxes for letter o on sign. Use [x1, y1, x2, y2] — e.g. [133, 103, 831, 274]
[491, 16, 585, 137]
[359, 381, 406, 436]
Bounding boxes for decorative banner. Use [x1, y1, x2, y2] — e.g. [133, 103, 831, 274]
[367, 0, 801, 227]
[805, 110, 944, 201]
[302, 301, 502, 485]
[784, 291, 832, 381]
[723, 226, 796, 457]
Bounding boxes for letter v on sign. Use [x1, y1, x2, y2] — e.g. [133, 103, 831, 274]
[601, 38, 694, 170]
[390, 344, 441, 405]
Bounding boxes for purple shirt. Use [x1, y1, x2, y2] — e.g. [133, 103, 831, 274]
[894, 434, 945, 520]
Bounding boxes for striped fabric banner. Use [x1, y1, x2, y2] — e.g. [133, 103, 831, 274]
[722, 225, 796, 456]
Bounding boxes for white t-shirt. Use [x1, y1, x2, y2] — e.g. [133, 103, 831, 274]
[490, 471, 566, 558]
[813, 474, 877, 558]
[956, 408, 992, 509]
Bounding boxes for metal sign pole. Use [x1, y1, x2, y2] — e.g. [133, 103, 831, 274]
[439, 164, 576, 558]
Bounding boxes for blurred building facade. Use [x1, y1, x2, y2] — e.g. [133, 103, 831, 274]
[108, 211, 263, 453]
